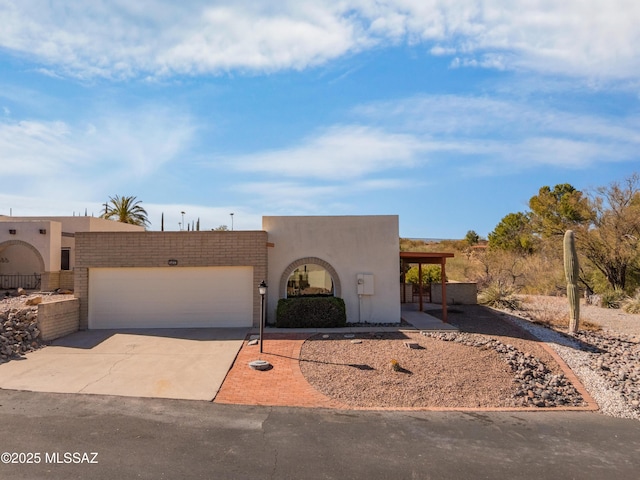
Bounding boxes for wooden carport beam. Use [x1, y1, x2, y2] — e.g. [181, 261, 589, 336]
[399, 251, 454, 323]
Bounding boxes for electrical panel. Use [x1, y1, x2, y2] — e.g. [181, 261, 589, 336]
[357, 274, 374, 295]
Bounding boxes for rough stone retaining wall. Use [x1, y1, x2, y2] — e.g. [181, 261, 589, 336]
[1, 306, 40, 362]
[38, 298, 79, 341]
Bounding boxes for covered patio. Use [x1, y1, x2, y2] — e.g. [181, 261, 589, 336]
[400, 251, 454, 323]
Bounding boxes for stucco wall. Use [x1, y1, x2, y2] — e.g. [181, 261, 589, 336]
[263, 216, 400, 324]
[74, 231, 268, 329]
[0, 220, 61, 274]
[0, 216, 145, 234]
[0, 216, 144, 288]
[431, 282, 478, 305]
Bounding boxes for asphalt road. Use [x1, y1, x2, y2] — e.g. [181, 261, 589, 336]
[0, 389, 638, 480]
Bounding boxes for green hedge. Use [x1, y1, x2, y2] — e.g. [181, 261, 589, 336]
[276, 297, 347, 328]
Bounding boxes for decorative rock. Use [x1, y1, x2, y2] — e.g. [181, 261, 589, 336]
[350, 339, 362, 344]
[343, 334, 355, 338]
[248, 360, 271, 371]
[422, 330, 587, 408]
[1, 298, 46, 363]
[25, 296, 42, 306]
[247, 339, 259, 346]
[403, 342, 421, 349]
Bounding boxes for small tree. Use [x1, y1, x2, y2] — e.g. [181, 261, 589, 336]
[488, 212, 536, 254]
[465, 230, 480, 246]
[578, 173, 640, 291]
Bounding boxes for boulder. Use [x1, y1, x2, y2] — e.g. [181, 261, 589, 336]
[25, 296, 43, 306]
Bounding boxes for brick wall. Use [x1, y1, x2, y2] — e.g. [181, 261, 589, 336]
[38, 298, 79, 341]
[75, 231, 268, 329]
[40, 271, 60, 291]
[59, 271, 74, 291]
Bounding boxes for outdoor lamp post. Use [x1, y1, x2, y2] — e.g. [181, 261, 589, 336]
[258, 280, 267, 353]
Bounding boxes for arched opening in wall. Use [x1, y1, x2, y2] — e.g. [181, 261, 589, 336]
[0, 241, 45, 289]
[286, 264, 334, 297]
[279, 257, 342, 299]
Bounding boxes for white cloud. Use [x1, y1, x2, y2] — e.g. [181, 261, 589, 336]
[0, 120, 86, 173]
[353, 94, 640, 173]
[0, 1, 638, 80]
[0, 1, 366, 79]
[0, 107, 195, 199]
[230, 125, 427, 179]
[232, 178, 409, 215]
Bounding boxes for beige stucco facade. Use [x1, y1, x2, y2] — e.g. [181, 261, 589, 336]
[5, 214, 402, 328]
[0, 216, 144, 290]
[263, 215, 401, 324]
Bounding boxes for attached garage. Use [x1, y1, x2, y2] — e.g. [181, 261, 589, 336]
[88, 266, 254, 329]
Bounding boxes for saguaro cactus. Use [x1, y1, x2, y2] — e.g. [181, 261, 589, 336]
[564, 230, 580, 333]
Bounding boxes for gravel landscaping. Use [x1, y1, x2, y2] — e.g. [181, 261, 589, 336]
[300, 299, 639, 419]
[4, 290, 638, 419]
[503, 296, 640, 420]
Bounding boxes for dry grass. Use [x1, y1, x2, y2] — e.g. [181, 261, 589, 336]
[519, 296, 601, 332]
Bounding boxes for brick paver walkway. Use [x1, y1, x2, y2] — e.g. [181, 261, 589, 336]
[214, 333, 347, 408]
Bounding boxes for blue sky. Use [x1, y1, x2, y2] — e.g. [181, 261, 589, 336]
[1, 1, 639, 238]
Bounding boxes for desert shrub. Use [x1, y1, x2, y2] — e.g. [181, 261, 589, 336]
[276, 297, 347, 328]
[600, 289, 628, 309]
[405, 265, 442, 284]
[622, 291, 640, 314]
[478, 283, 522, 310]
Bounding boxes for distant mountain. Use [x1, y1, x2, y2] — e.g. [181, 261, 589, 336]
[403, 237, 454, 243]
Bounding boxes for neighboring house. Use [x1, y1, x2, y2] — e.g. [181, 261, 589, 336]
[0, 216, 144, 291]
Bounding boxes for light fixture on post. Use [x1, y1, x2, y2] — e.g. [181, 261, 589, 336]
[249, 280, 271, 370]
[230, 212, 234, 231]
[180, 211, 185, 231]
[258, 280, 267, 353]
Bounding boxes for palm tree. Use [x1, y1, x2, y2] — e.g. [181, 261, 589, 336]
[101, 195, 150, 228]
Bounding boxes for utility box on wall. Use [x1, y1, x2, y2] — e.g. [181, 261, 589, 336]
[357, 274, 374, 295]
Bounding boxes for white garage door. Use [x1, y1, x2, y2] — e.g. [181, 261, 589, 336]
[88, 267, 253, 329]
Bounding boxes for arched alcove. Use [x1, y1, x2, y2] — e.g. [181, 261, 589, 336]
[279, 257, 341, 298]
[0, 240, 46, 273]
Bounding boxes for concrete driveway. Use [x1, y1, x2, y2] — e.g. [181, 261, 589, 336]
[0, 328, 248, 401]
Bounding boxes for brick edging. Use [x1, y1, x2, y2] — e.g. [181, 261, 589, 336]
[537, 341, 599, 411]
